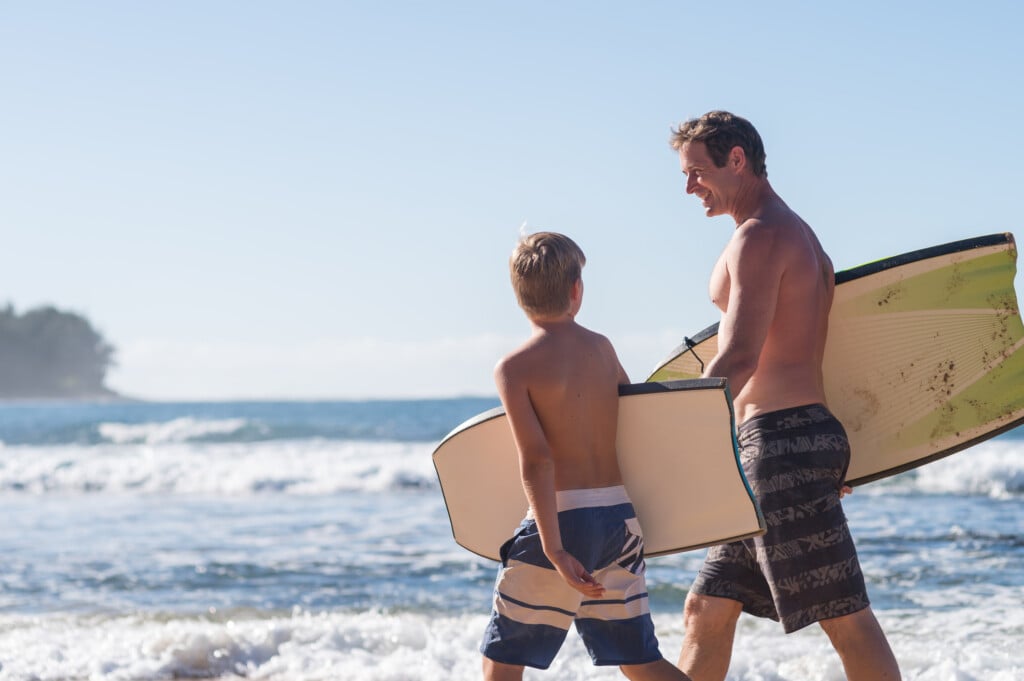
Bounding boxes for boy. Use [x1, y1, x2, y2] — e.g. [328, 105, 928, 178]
[481, 231, 690, 681]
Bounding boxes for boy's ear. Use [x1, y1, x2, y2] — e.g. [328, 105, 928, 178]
[569, 278, 584, 311]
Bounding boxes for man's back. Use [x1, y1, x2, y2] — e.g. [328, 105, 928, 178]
[709, 198, 835, 422]
[496, 321, 624, 490]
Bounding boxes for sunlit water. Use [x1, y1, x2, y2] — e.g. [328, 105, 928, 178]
[0, 399, 1021, 680]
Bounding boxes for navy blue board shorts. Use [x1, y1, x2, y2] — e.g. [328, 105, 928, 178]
[480, 485, 663, 669]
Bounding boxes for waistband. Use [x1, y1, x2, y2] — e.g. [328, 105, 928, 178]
[525, 485, 630, 517]
[738, 402, 833, 433]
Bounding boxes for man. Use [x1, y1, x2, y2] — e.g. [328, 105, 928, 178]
[669, 111, 900, 681]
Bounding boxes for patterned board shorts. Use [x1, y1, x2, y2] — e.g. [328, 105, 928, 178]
[691, 403, 870, 633]
[480, 485, 663, 669]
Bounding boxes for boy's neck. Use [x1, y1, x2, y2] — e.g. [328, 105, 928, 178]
[529, 310, 576, 333]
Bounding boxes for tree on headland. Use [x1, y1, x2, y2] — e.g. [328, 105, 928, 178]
[0, 304, 118, 399]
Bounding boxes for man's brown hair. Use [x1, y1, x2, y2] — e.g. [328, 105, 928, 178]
[670, 110, 768, 178]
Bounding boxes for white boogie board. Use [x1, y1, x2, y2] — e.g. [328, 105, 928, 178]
[649, 233, 1024, 486]
[432, 379, 766, 561]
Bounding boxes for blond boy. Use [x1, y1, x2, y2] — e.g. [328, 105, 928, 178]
[481, 232, 690, 681]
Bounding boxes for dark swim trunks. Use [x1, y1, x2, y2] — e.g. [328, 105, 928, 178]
[690, 403, 870, 632]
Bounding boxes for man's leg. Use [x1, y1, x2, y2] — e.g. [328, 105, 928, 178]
[482, 656, 524, 681]
[620, 658, 693, 681]
[818, 607, 900, 681]
[677, 592, 743, 681]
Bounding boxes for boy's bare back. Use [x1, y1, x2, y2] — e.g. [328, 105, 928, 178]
[495, 319, 627, 491]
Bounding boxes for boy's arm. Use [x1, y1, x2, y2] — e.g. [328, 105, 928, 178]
[494, 359, 605, 598]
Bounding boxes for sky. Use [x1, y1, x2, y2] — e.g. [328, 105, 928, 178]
[2, 1, 1023, 401]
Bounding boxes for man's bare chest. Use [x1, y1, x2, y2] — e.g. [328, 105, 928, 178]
[709, 250, 730, 312]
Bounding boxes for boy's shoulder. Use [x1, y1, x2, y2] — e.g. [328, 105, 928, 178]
[497, 325, 612, 373]
[495, 335, 544, 374]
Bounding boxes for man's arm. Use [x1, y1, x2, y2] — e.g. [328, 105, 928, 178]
[702, 221, 785, 396]
[494, 358, 605, 597]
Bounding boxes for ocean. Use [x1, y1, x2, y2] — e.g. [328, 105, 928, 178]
[0, 398, 1021, 680]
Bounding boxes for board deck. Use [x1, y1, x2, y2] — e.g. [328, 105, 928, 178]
[432, 379, 766, 561]
[648, 233, 1024, 485]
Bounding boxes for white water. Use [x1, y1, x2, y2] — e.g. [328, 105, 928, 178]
[1, 609, 1021, 681]
[0, 402, 1020, 680]
[0, 434, 1020, 498]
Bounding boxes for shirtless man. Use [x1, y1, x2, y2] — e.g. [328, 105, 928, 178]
[669, 111, 900, 680]
[481, 231, 690, 681]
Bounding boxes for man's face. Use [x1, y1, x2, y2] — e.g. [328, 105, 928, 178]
[678, 141, 734, 218]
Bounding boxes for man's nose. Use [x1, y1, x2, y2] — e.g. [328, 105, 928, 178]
[685, 175, 698, 194]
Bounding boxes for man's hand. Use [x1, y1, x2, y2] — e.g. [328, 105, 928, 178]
[548, 549, 605, 598]
[840, 484, 853, 498]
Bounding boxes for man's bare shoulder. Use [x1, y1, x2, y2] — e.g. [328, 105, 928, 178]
[727, 219, 788, 269]
[733, 207, 814, 258]
[732, 217, 777, 243]
[732, 207, 832, 302]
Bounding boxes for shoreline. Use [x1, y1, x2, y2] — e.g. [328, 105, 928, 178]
[0, 391, 141, 405]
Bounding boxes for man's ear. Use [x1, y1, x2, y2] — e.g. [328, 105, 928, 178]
[728, 145, 747, 172]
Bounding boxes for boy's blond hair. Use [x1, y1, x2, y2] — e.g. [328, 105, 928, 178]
[509, 232, 586, 317]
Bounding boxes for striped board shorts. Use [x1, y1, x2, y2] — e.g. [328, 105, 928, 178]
[690, 403, 870, 633]
[480, 485, 663, 669]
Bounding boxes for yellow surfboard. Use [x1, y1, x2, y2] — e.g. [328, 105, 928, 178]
[649, 233, 1024, 486]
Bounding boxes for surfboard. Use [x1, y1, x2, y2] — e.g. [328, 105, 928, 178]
[648, 233, 1024, 486]
[432, 379, 766, 561]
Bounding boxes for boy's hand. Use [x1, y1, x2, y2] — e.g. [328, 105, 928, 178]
[548, 549, 605, 598]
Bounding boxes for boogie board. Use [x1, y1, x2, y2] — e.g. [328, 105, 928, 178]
[649, 233, 1024, 486]
[432, 379, 766, 561]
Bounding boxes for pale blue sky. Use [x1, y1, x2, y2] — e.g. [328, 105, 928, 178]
[3, 2, 1022, 400]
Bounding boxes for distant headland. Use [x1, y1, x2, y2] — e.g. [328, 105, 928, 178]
[0, 304, 120, 400]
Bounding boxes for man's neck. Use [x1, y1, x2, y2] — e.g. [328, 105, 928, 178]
[730, 178, 775, 227]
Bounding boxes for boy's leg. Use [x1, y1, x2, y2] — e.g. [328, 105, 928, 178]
[676, 592, 742, 681]
[620, 658, 693, 681]
[482, 656, 525, 681]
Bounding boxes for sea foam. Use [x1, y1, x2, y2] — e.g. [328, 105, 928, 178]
[853, 438, 1024, 498]
[2, 435, 1021, 498]
[0, 439, 438, 496]
[0, 609, 1021, 680]
[98, 417, 254, 444]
